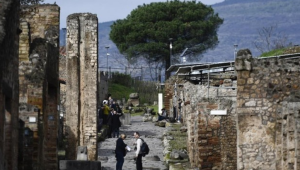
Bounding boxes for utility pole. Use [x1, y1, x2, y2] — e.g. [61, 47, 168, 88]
[105, 46, 109, 88]
[234, 44, 238, 60]
[105, 46, 109, 72]
[166, 38, 173, 80]
[169, 38, 173, 65]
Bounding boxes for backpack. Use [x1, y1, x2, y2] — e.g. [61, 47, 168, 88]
[139, 138, 149, 157]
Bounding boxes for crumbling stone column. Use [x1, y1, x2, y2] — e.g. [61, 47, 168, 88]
[19, 4, 60, 170]
[66, 13, 98, 161]
[0, 0, 20, 170]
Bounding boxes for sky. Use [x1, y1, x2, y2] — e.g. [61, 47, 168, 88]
[43, 0, 224, 28]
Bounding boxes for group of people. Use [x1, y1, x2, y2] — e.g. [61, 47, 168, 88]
[115, 132, 144, 170]
[99, 93, 183, 170]
[98, 94, 123, 138]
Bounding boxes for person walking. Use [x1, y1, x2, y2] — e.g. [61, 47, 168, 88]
[115, 134, 127, 170]
[134, 132, 143, 170]
[111, 110, 123, 138]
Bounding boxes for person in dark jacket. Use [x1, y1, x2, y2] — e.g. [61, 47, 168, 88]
[111, 110, 123, 138]
[157, 108, 168, 121]
[115, 103, 123, 114]
[115, 134, 127, 170]
[107, 108, 114, 138]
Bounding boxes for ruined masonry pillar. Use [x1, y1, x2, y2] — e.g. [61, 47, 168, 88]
[235, 49, 253, 170]
[66, 13, 98, 160]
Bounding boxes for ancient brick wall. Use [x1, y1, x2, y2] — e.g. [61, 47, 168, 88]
[235, 49, 300, 169]
[166, 75, 237, 169]
[164, 76, 185, 119]
[18, 4, 60, 170]
[19, 21, 30, 61]
[0, 0, 20, 170]
[163, 79, 173, 116]
[66, 13, 98, 161]
[181, 81, 237, 169]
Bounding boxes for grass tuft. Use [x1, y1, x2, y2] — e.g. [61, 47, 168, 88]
[260, 48, 285, 57]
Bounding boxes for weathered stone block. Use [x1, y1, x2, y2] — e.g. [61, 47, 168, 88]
[127, 98, 139, 107]
[129, 93, 139, 99]
[235, 49, 252, 71]
[244, 100, 256, 107]
[223, 79, 233, 87]
[59, 160, 101, 170]
[120, 113, 131, 125]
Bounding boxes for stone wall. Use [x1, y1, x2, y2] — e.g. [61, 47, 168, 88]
[18, 4, 60, 170]
[66, 13, 98, 161]
[182, 82, 237, 169]
[163, 76, 184, 119]
[235, 49, 300, 169]
[167, 50, 300, 169]
[165, 75, 237, 169]
[0, 0, 20, 170]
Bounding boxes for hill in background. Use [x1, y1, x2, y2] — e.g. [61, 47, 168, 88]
[60, 0, 300, 75]
[205, 0, 300, 62]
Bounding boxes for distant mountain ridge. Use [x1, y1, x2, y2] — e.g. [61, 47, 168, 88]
[207, 0, 300, 61]
[60, 0, 300, 67]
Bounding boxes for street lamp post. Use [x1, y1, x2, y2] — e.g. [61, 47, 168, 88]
[234, 44, 238, 60]
[169, 38, 173, 65]
[105, 46, 109, 75]
[165, 38, 173, 80]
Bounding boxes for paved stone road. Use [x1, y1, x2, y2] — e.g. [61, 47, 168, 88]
[98, 115, 168, 170]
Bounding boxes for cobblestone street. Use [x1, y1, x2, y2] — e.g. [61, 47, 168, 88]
[98, 115, 168, 170]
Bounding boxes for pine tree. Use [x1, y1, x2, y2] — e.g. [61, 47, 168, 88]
[110, 0, 223, 79]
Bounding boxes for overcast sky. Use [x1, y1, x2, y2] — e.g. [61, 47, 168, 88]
[43, 0, 224, 28]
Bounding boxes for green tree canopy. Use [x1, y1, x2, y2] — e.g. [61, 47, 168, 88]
[110, 0, 223, 78]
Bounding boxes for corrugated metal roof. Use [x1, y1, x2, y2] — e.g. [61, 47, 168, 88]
[168, 61, 235, 75]
[168, 53, 300, 75]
